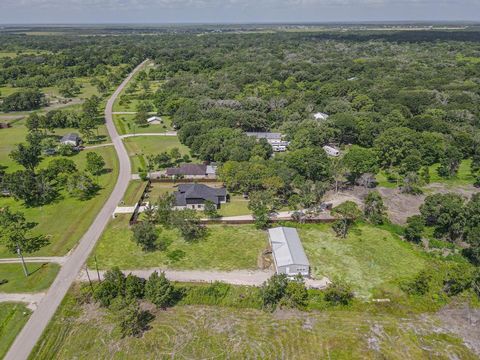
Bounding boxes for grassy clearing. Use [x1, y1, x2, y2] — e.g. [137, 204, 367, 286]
[376, 159, 474, 189]
[31, 289, 477, 360]
[293, 223, 427, 297]
[113, 114, 173, 135]
[218, 195, 251, 216]
[0, 146, 119, 257]
[0, 263, 59, 293]
[123, 135, 192, 172]
[0, 303, 31, 359]
[122, 180, 148, 206]
[89, 215, 267, 270]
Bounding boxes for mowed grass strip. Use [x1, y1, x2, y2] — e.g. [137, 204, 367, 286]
[89, 216, 267, 270]
[122, 180, 148, 206]
[0, 303, 31, 359]
[113, 114, 173, 135]
[31, 291, 477, 360]
[0, 146, 119, 257]
[0, 263, 59, 293]
[123, 135, 192, 172]
[296, 223, 426, 296]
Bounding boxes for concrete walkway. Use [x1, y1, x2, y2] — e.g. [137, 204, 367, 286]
[0, 293, 46, 311]
[83, 143, 113, 150]
[0, 257, 67, 265]
[120, 131, 177, 138]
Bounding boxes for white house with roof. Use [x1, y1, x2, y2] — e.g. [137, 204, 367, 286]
[268, 227, 310, 277]
[313, 112, 329, 121]
[246, 132, 290, 152]
[147, 116, 163, 124]
[60, 133, 81, 147]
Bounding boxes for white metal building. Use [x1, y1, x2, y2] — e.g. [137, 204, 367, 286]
[268, 227, 310, 277]
[313, 112, 329, 121]
[147, 116, 163, 124]
[323, 145, 340, 157]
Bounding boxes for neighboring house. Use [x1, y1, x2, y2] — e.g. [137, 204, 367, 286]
[173, 183, 227, 210]
[246, 132, 290, 152]
[165, 164, 217, 179]
[60, 133, 81, 146]
[147, 116, 163, 124]
[323, 145, 340, 157]
[313, 112, 329, 121]
[268, 227, 310, 277]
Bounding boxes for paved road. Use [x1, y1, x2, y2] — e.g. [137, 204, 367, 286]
[4, 60, 149, 360]
[0, 257, 66, 264]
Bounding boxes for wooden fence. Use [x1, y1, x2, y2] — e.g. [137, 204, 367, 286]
[129, 179, 152, 226]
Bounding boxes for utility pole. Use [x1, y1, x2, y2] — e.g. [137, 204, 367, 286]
[94, 255, 101, 282]
[17, 245, 29, 277]
[85, 266, 94, 294]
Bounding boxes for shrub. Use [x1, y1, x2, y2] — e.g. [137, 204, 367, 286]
[110, 298, 153, 338]
[323, 282, 354, 305]
[260, 274, 289, 310]
[443, 265, 474, 296]
[401, 270, 432, 296]
[125, 274, 146, 299]
[93, 267, 126, 307]
[131, 221, 159, 251]
[404, 215, 425, 243]
[281, 278, 308, 309]
[145, 271, 176, 309]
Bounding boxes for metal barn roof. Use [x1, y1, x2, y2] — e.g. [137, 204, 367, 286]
[268, 227, 309, 268]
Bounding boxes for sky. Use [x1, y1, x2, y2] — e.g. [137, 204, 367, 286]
[1, 0, 480, 24]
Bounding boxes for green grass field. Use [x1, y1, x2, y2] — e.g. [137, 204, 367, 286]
[123, 135, 192, 172]
[0, 146, 119, 257]
[89, 216, 267, 270]
[0, 263, 59, 293]
[296, 223, 427, 297]
[218, 195, 251, 217]
[113, 114, 173, 135]
[122, 180, 148, 205]
[0, 303, 31, 359]
[376, 160, 474, 188]
[30, 288, 477, 360]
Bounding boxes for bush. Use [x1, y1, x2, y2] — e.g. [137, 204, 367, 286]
[0, 279, 8, 286]
[323, 282, 354, 305]
[125, 274, 146, 299]
[281, 278, 308, 309]
[110, 298, 153, 338]
[131, 221, 159, 251]
[404, 215, 425, 243]
[145, 271, 176, 309]
[260, 274, 289, 310]
[93, 267, 126, 307]
[443, 265, 474, 296]
[401, 270, 431, 296]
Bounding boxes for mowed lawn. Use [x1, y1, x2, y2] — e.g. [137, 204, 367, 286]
[31, 292, 477, 360]
[0, 146, 119, 257]
[0, 263, 59, 293]
[89, 215, 267, 270]
[123, 135, 192, 172]
[0, 303, 31, 359]
[296, 223, 427, 296]
[113, 114, 173, 135]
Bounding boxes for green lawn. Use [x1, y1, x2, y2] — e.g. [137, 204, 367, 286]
[89, 216, 267, 270]
[31, 288, 477, 360]
[0, 146, 119, 257]
[123, 135, 192, 172]
[0, 303, 31, 359]
[218, 195, 251, 217]
[0, 263, 59, 293]
[122, 180, 148, 206]
[296, 223, 427, 297]
[113, 114, 173, 135]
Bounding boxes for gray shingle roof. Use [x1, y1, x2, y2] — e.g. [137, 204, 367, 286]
[246, 132, 282, 140]
[60, 133, 80, 142]
[166, 164, 207, 176]
[174, 183, 226, 206]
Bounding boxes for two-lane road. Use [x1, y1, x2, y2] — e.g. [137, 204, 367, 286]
[5, 60, 148, 360]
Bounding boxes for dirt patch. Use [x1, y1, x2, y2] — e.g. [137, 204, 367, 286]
[436, 304, 480, 356]
[324, 184, 480, 225]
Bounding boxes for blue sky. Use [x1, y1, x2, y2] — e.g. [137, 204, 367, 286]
[1, 0, 479, 24]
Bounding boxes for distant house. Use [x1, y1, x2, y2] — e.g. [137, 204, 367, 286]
[246, 132, 289, 152]
[165, 164, 217, 179]
[323, 145, 340, 157]
[60, 133, 81, 147]
[147, 116, 163, 124]
[268, 227, 310, 277]
[313, 112, 329, 121]
[173, 183, 227, 210]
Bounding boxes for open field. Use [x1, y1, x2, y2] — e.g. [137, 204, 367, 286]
[89, 215, 267, 270]
[0, 263, 59, 293]
[123, 135, 192, 172]
[292, 223, 428, 297]
[218, 195, 251, 216]
[0, 146, 119, 257]
[122, 180, 147, 205]
[113, 114, 172, 135]
[376, 160, 474, 189]
[0, 303, 31, 359]
[31, 289, 478, 360]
